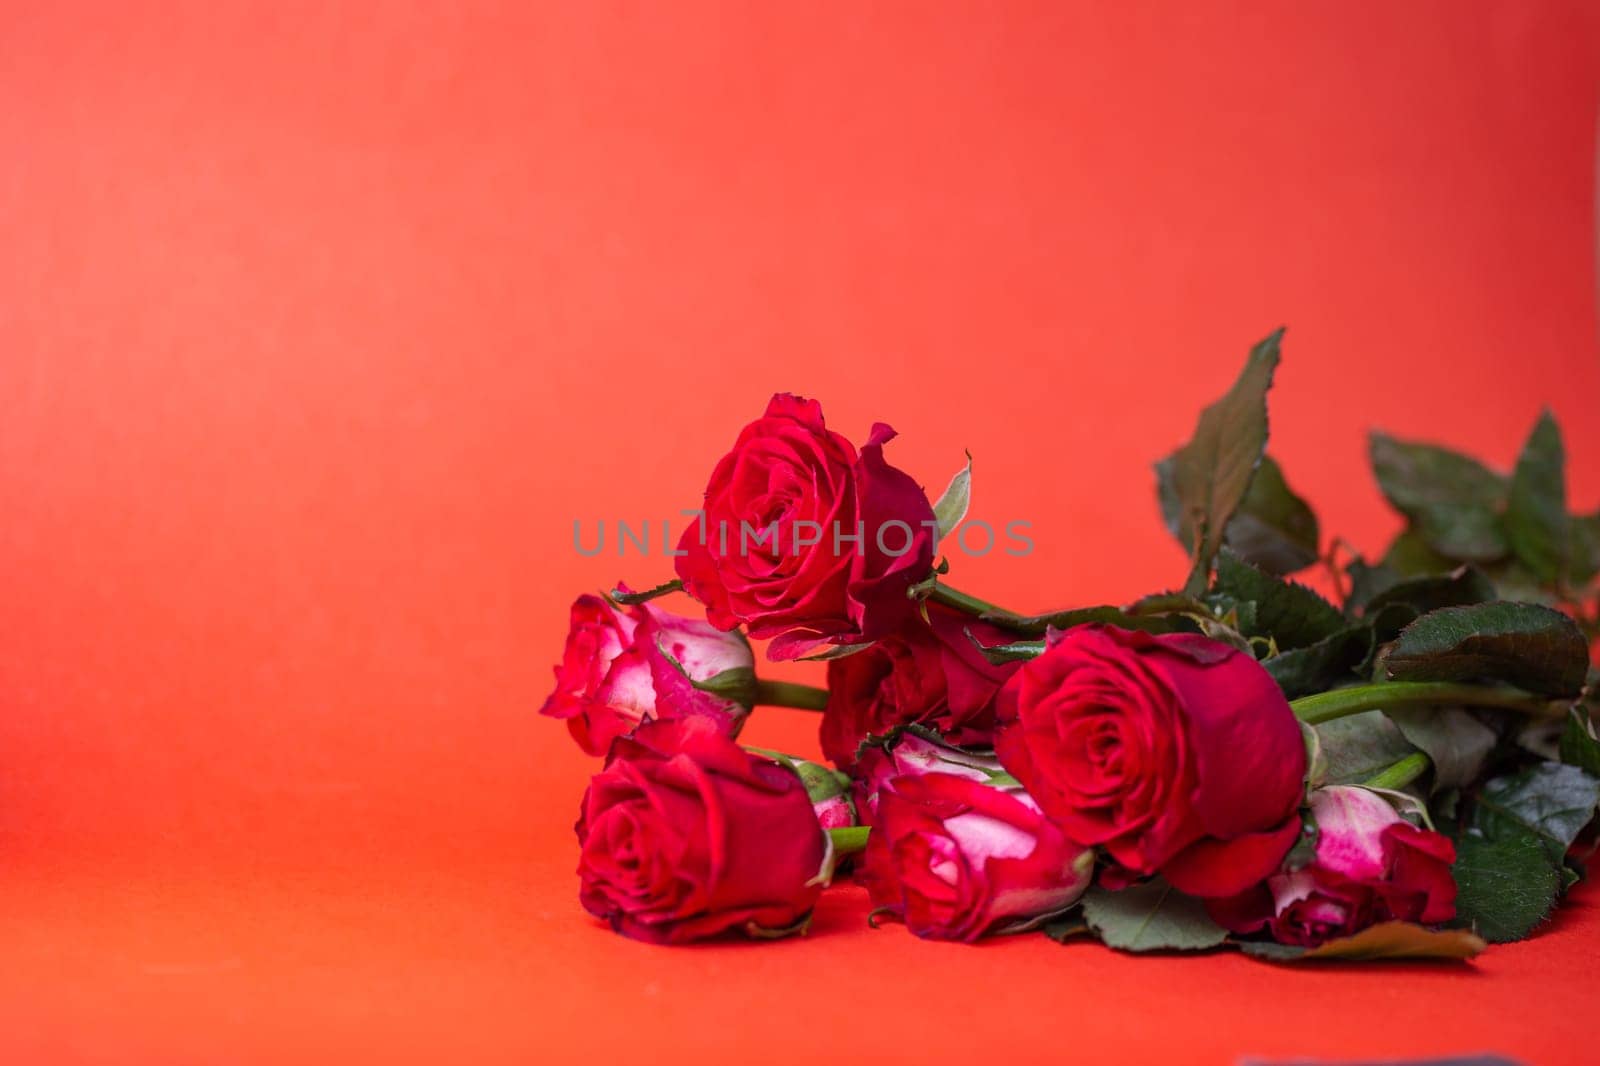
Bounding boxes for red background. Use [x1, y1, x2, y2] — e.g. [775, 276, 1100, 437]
[3, 3, 1599, 1063]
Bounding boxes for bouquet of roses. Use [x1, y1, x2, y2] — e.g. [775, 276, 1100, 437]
[542, 330, 1600, 960]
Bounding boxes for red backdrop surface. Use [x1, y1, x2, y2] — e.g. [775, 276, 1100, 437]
[3, 3, 1599, 1063]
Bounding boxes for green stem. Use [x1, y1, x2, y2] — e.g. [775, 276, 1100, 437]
[827, 826, 871, 854]
[928, 582, 1011, 620]
[752, 679, 829, 711]
[1290, 681, 1562, 725]
[1362, 751, 1431, 791]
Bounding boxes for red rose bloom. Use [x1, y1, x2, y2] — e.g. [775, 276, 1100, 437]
[821, 604, 1019, 769]
[576, 718, 825, 944]
[995, 624, 1306, 898]
[540, 593, 753, 756]
[675, 394, 936, 660]
[862, 771, 1093, 941]
[1209, 785, 1457, 947]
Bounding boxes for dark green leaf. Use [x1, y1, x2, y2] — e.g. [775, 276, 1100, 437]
[1041, 915, 1089, 943]
[1263, 625, 1372, 699]
[1382, 528, 1459, 577]
[1214, 550, 1345, 649]
[932, 452, 972, 541]
[1166, 329, 1283, 597]
[1160, 453, 1319, 577]
[1385, 602, 1590, 697]
[1314, 710, 1419, 786]
[1479, 560, 1556, 606]
[1504, 411, 1567, 584]
[1240, 921, 1485, 962]
[1344, 557, 1402, 614]
[1384, 707, 1496, 793]
[608, 578, 684, 605]
[1223, 454, 1320, 575]
[1559, 707, 1600, 776]
[1568, 511, 1600, 587]
[1359, 567, 1497, 618]
[1451, 829, 1564, 943]
[1370, 431, 1508, 562]
[977, 604, 1187, 639]
[1471, 762, 1600, 864]
[965, 630, 1045, 664]
[1081, 880, 1228, 953]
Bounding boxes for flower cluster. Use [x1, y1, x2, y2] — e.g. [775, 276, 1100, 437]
[541, 335, 1600, 961]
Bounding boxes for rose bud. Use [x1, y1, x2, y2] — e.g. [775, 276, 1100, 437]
[792, 756, 859, 830]
[861, 770, 1094, 942]
[1208, 785, 1457, 947]
[821, 603, 1020, 770]
[995, 624, 1306, 898]
[675, 394, 936, 661]
[576, 717, 827, 944]
[540, 593, 754, 756]
[852, 730, 1010, 826]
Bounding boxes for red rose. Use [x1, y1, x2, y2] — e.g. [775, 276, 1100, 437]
[576, 717, 826, 944]
[995, 624, 1306, 898]
[540, 593, 753, 756]
[861, 770, 1094, 941]
[675, 394, 936, 660]
[1209, 785, 1457, 947]
[821, 604, 1019, 769]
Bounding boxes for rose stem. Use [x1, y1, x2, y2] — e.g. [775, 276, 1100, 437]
[927, 581, 1013, 619]
[826, 826, 871, 854]
[1290, 681, 1563, 726]
[752, 680, 830, 711]
[1361, 751, 1431, 791]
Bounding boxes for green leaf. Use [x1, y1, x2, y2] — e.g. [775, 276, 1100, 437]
[976, 604, 1188, 639]
[1262, 625, 1372, 699]
[1568, 511, 1600, 587]
[964, 630, 1045, 665]
[1041, 915, 1089, 943]
[1314, 710, 1419, 786]
[932, 452, 972, 541]
[1160, 452, 1319, 577]
[1369, 431, 1508, 562]
[1222, 454, 1320, 575]
[1385, 601, 1590, 697]
[1214, 550, 1345, 649]
[1239, 921, 1485, 962]
[1358, 567, 1497, 618]
[1471, 762, 1600, 865]
[1344, 557, 1402, 614]
[1451, 829, 1564, 943]
[1382, 528, 1458, 577]
[1504, 411, 1568, 584]
[1384, 708, 1496, 793]
[1559, 707, 1600, 776]
[1081, 880, 1229, 953]
[608, 578, 684, 606]
[1166, 329, 1283, 597]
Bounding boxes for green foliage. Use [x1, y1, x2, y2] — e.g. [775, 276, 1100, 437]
[1213, 550, 1344, 649]
[1081, 881, 1228, 953]
[932, 452, 972, 541]
[1504, 411, 1567, 584]
[1451, 830, 1565, 944]
[1240, 922, 1484, 962]
[1159, 330, 1284, 596]
[1385, 602, 1589, 697]
[1159, 452, 1319, 577]
[1369, 431, 1508, 561]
